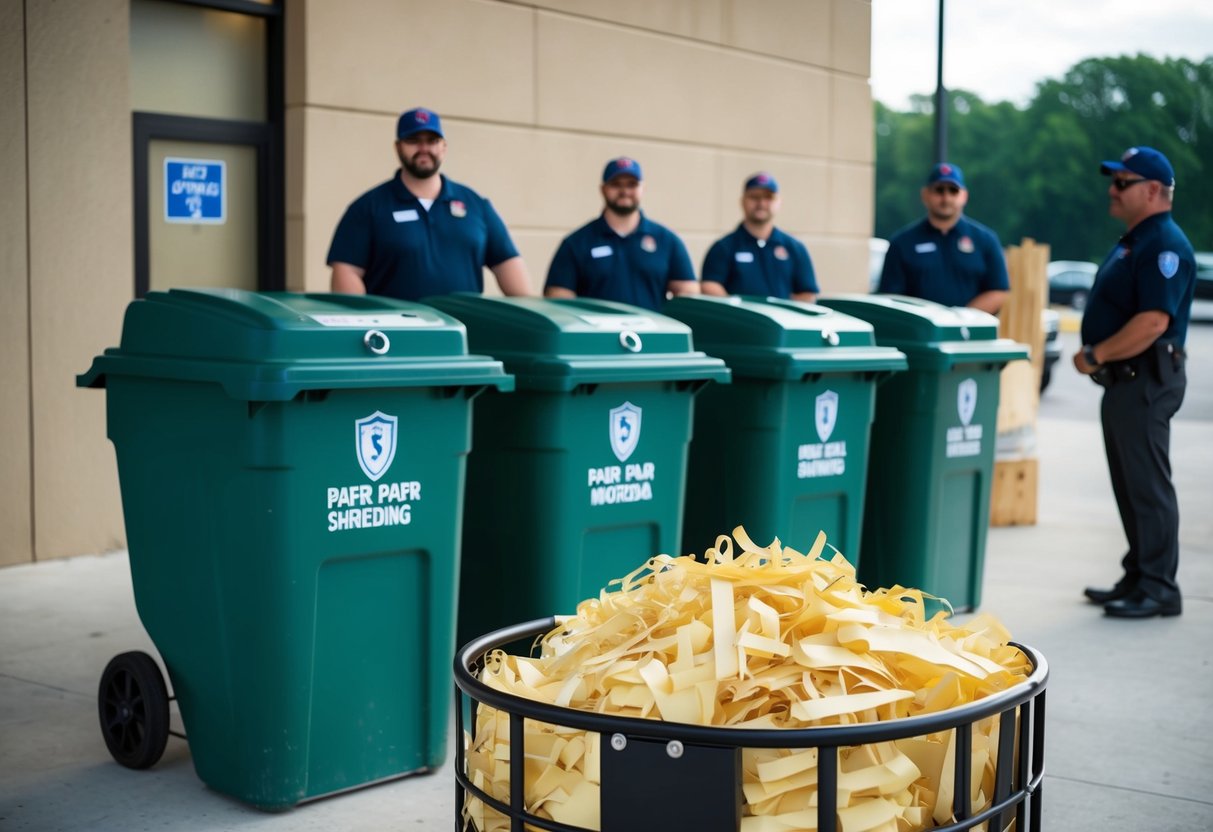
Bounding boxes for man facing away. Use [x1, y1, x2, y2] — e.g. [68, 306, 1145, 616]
[327, 106, 531, 300]
[701, 173, 819, 302]
[877, 162, 1008, 314]
[543, 157, 698, 311]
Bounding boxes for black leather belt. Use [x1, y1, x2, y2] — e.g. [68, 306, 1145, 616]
[1091, 342, 1184, 387]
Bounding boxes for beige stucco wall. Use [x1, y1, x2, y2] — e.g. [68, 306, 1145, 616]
[1, 0, 32, 567]
[287, 0, 873, 296]
[5, 0, 872, 566]
[16, 0, 131, 563]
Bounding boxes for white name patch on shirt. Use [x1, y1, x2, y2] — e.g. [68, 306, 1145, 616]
[915, 242, 937, 254]
[393, 209, 420, 223]
[734, 252, 755, 263]
[591, 245, 614, 259]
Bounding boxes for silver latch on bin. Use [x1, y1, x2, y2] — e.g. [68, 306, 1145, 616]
[960, 326, 971, 341]
[821, 329, 840, 346]
[363, 329, 391, 355]
[619, 331, 642, 353]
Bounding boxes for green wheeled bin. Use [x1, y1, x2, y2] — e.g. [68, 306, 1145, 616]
[663, 295, 906, 561]
[425, 295, 729, 646]
[78, 289, 512, 809]
[816, 294, 1029, 612]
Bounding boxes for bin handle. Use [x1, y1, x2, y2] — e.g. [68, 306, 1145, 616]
[820, 329, 840, 347]
[619, 330, 642, 353]
[363, 329, 391, 355]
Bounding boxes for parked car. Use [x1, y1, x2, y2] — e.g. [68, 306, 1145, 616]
[868, 237, 890, 291]
[1047, 260, 1098, 310]
[1195, 252, 1213, 301]
[1041, 308, 1061, 393]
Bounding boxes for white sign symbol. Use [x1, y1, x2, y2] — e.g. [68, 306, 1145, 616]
[957, 379, 978, 427]
[355, 411, 398, 481]
[609, 402, 642, 463]
[815, 390, 838, 443]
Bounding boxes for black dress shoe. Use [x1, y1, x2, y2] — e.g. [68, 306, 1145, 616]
[1083, 583, 1134, 604]
[1104, 590, 1182, 619]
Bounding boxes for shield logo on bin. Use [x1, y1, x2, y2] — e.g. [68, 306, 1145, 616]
[355, 411, 398, 482]
[609, 402, 642, 463]
[957, 379, 978, 427]
[815, 390, 838, 443]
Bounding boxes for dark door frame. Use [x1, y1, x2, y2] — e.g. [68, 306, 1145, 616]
[131, 0, 283, 297]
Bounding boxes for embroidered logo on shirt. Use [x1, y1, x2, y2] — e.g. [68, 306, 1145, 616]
[450, 200, 466, 218]
[774, 245, 789, 261]
[641, 235, 657, 253]
[735, 251, 755, 263]
[1158, 251, 1180, 278]
[958, 236, 975, 254]
[392, 209, 420, 223]
[590, 245, 613, 259]
[915, 242, 937, 254]
[1116, 246, 1130, 260]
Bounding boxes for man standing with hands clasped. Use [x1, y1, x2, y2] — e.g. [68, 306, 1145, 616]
[544, 157, 698, 311]
[877, 162, 1008, 313]
[701, 173, 819, 301]
[1076, 146, 1195, 619]
[327, 107, 531, 300]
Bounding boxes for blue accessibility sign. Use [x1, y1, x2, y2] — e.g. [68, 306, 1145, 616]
[165, 157, 225, 223]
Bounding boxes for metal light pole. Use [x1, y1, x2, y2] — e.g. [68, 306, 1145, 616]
[933, 0, 948, 163]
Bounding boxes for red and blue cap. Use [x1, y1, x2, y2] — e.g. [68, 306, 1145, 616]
[744, 172, 779, 193]
[1100, 146, 1174, 186]
[602, 157, 643, 183]
[927, 162, 965, 188]
[397, 107, 444, 140]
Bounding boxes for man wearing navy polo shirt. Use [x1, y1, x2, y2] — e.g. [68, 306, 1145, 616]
[1074, 146, 1194, 619]
[701, 173, 818, 301]
[877, 163, 1008, 313]
[328, 107, 531, 300]
[543, 158, 698, 310]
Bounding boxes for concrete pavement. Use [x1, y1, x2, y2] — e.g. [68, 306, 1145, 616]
[2, 326, 1211, 831]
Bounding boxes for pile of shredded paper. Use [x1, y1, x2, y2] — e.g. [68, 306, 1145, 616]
[464, 529, 1031, 832]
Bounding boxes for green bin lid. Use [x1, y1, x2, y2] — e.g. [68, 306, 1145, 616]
[816, 293, 1029, 369]
[662, 295, 907, 380]
[426, 294, 730, 392]
[77, 289, 514, 400]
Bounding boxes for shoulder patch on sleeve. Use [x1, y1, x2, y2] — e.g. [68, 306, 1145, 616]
[1158, 251, 1180, 279]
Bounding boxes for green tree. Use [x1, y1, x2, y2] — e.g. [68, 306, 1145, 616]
[874, 54, 1213, 261]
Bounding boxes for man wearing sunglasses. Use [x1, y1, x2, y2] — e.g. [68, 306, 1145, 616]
[1075, 146, 1195, 619]
[877, 162, 1008, 313]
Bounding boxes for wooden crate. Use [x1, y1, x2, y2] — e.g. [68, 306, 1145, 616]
[991, 239, 1048, 527]
[991, 457, 1039, 526]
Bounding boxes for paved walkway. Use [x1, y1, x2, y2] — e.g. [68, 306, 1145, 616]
[2, 328, 1211, 831]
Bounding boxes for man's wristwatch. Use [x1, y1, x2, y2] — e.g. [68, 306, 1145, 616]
[1083, 344, 1100, 367]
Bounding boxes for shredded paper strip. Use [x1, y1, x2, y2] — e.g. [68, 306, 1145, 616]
[464, 528, 1031, 832]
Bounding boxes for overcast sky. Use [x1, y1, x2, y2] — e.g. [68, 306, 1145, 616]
[871, 0, 1213, 109]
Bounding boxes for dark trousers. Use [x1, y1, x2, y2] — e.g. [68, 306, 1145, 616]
[1099, 349, 1186, 603]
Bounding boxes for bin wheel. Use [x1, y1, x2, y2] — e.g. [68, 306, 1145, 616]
[98, 651, 170, 769]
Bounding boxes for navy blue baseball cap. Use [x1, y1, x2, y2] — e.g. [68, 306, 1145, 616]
[602, 157, 643, 183]
[1100, 146, 1175, 186]
[744, 172, 779, 193]
[397, 107, 443, 140]
[927, 162, 965, 188]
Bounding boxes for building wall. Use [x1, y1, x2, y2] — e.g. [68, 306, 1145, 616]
[3, 0, 872, 566]
[287, 0, 874, 296]
[3, 0, 131, 566]
[1, 0, 32, 567]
